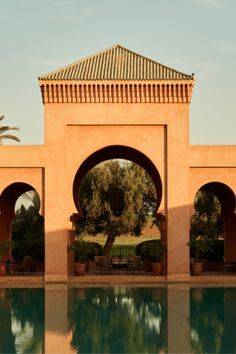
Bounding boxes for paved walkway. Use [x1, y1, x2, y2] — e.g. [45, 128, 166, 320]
[1, 273, 236, 286]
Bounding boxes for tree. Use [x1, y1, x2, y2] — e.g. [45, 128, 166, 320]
[76, 160, 157, 255]
[0, 115, 20, 144]
[12, 204, 44, 261]
[190, 190, 223, 241]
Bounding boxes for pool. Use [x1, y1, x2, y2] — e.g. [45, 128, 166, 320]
[0, 285, 236, 353]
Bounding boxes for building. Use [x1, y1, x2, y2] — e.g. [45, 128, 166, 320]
[0, 44, 235, 282]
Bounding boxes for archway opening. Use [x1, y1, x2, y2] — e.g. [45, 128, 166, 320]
[72, 146, 164, 273]
[73, 145, 162, 214]
[190, 182, 236, 273]
[0, 183, 44, 274]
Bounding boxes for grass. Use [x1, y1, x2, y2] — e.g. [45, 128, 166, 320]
[83, 224, 160, 256]
[84, 232, 160, 246]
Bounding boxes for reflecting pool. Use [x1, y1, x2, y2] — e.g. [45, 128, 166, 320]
[0, 285, 236, 353]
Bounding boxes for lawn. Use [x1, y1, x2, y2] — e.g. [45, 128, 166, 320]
[84, 232, 160, 256]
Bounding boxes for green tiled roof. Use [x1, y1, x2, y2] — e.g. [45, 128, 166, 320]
[39, 44, 193, 81]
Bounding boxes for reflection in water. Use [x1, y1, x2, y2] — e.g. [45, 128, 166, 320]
[0, 288, 44, 354]
[1, 286, 236, 353]
[190, 287, 236, 354]
[69, 287, 167, 353]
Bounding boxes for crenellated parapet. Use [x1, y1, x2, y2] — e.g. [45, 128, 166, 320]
[39, 80, 194, 104]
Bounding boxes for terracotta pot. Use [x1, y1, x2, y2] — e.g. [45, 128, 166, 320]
[152, 262, 163, 275]
[144, 259, 152, 272]
[191, 262, 203, 276]
[87, 260, 96, 272]
[0, 263, 7, 276]
[74, 262, 86, 276]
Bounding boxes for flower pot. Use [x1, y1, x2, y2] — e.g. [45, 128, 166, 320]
[144, 259, 152, 272]
[0, 262, 7, 276]
[87, 260, 96, 272]
[152, 262, 163, 275]
[191, 262, 203, 276]
[74, 262, 86, 276]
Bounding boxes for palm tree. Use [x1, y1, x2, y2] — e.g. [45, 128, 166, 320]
[0, 115, 20, 144]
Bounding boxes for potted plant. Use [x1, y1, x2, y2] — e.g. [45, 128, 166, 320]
[150, 243, 166, 275]
[86, 242, 103, 272]
[142, 241, 166, 275]
[189, 235, 213, 275]
[0, 240, 11, 276]
[70, 237, 89, 276]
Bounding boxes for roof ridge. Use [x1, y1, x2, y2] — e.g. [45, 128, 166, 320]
[114, 44, 194, 79]
[38, 44, 121, 79]
[39, 44, 194, 80]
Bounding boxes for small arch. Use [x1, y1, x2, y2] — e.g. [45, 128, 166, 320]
[0, 182, 44, 271]
[191, 181, 236, 268]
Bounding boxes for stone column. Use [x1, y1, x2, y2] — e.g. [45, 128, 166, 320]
[44, 105, 68, 283]
[167, 113, 190, 281]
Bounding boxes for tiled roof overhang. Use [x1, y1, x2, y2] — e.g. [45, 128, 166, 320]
[39, 44, 194, 81]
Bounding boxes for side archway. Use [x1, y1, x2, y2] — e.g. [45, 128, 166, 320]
[0, 182, 44, 271]
[191, 181, 236, 268]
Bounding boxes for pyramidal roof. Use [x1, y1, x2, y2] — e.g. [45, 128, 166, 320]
[39, 44, 193, 81]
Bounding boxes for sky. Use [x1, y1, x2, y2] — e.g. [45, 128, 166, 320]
[0, 0, 236, 145]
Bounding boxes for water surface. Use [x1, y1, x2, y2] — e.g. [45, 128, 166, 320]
[0, 285, 236, 353]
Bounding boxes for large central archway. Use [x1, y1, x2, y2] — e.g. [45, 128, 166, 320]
[69, 145, 164, 275]
[73, 145, 163, 215]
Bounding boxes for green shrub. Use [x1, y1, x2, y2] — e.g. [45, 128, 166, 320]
[189, 239, 224, 262]
[13, 239, 44, 262]
[203, 239, 224, 262]
[86, 242, 103, 260]
[135, 240, 161, 259]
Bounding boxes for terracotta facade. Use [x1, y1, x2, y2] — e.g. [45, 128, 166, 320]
[0, 45, 235, 282]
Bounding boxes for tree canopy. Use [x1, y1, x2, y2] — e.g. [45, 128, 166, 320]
[190, 190, 223, 241]
[12, 199, 44, 261]
[76, 160, 157, 255]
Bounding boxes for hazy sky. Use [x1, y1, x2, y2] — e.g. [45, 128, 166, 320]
[1, 0, 235, 145]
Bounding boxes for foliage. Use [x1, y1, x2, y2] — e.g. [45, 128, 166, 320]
[0, 240, 11, 262]
[76, 160, 157, 255]
[191, 190, 223, 241]
[71, 238, 103, 262]
[0, 115, 20, 144]
[190, 190, 223, 261]
[70, 237, 90, 262]
[203, 239, 224, 262]
[13, 240, 44, 262]
[189, 235, 213, 261]
[86, 242, 103, 260]
[135, 239, 164, 261]
[12, 205, 44, 261]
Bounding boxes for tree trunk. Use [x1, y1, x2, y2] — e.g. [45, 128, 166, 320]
[103, 234, 116, 256]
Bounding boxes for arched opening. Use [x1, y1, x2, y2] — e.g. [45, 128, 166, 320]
[73, 145, 162, 214]
[190, 182, 236, 273]
[71, 145, 164, 275]
[0, 182, 44, 274]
